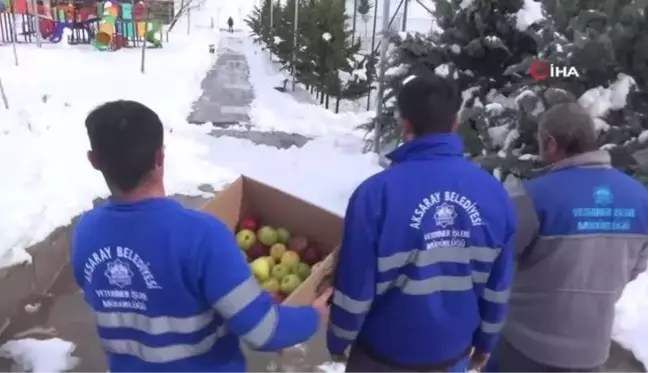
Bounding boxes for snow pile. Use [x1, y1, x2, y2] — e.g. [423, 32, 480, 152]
[614, 271, 648, 370]
[0, 338, 79, 372]
[515, 0, 544, 31]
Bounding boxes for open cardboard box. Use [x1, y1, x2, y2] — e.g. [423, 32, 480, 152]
[200, 175, 342, 305]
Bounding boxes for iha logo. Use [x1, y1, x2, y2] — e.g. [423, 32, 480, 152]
[529, 60, 580, 81]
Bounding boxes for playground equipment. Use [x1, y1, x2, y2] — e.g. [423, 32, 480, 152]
[92, 0, 161, 50]
[0, 0, 162, 48]
[93, 0, 117, 49]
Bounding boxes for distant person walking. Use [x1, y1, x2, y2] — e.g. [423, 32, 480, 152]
[72, 100, 332, 372]
[493, 102, 648, 372]
[227, 17, 234, 32]
[327, 75, 516, 372]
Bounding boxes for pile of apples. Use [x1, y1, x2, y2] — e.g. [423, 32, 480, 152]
[236, 218, 323, 302]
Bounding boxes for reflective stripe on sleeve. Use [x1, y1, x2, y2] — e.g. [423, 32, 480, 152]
[480, 320, 504, 334]
[101, 325, 227, 363]
[212, 276, 261, 319]
[482, 288, 510, 304]
[333, 290, 372, 314]
[241, 305, 278, 348]
[329, 324, 359, 341]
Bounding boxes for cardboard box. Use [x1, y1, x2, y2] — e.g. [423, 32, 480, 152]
[200, 175, 342, 305]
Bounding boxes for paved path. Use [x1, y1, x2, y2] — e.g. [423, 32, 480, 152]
[187, 33, 312, 150]
[187, 35, 254, 126]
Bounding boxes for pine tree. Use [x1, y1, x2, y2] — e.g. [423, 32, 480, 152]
[274, 0, 298, 67]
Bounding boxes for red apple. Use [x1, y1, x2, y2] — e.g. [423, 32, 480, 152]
[247, 243, 269, 260]
[239, 218, 258, 232]
[301, 246, 320, 265]
[287, 236, 308, 252]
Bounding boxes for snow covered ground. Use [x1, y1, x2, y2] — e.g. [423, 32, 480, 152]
[0, 0, 647, 370]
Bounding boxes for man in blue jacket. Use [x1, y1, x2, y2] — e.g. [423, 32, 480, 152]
[493, 103, 648, 371]
[72, 100, 331, 372]
[327, 75, 516, 372]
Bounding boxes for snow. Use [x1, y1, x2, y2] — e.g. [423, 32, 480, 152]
[385, 63, 409, 77]
[0, 338, 79, 372]
[515, 0, 544, 31]
[578, 73, 636, 118]
[322, 32, 332, 42]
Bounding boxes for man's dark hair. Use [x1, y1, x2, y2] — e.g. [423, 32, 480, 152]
[396, 74, 462, 135]
[85, 100, 163, 193]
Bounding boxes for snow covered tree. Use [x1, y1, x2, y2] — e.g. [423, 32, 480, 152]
[367, 0, 648, 183]
[367, 0, 541, 157]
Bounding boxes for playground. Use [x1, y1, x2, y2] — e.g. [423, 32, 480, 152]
[0, 0, 163, 50]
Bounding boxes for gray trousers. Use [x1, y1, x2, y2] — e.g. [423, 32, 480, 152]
[345, 345, 470, 372]
[495, 337, 601, 372]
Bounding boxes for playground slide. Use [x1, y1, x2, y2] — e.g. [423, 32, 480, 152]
[93, 1, 117, 50]
[144, 19, 162, 48]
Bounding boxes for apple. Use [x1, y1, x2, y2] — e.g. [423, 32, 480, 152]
[248, 243, 269, 260]
[280, 274, 302, 294]
[250, 257, 271, 282]
[270, 243, 287, 261]
[239, 218, 258, 232]
[288, 236, 308, 252]
[281, 250, 300, 267]
[261, 278, 280, 293]
[236, 230, 256, 251]
[264, 256, 276, 270]
[292, 262, 311, 280]
[257, 226, 279, 246]
[271, 263, 291, 280]
[276, 227, 291, 244]
[301, 246, 320, 265]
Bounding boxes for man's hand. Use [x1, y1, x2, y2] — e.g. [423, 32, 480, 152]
[313, 287, 333, 320]
[470, 350, 490, 371]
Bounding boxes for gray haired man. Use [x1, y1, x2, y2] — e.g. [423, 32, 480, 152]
[493, 103, 648, 372]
